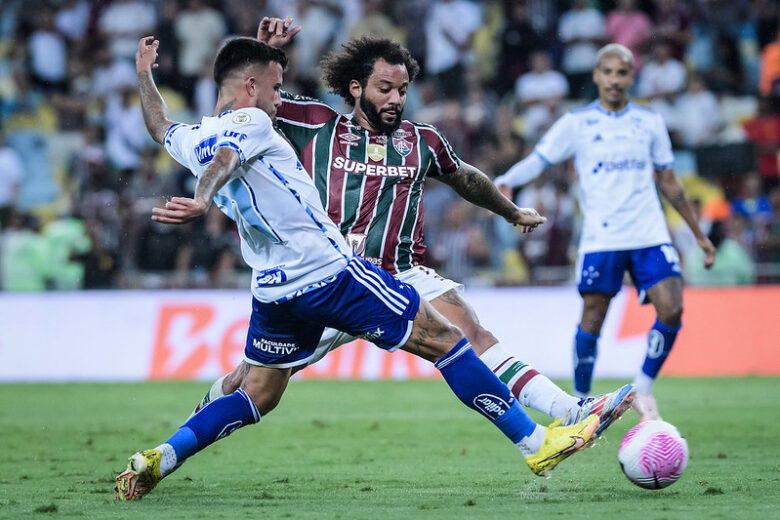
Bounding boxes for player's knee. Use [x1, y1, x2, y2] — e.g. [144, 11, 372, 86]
[223, 365, 245, 394]
[463, 324, 498, 354]
[658, 303, 683, 327]
[242, 381, 282, 416]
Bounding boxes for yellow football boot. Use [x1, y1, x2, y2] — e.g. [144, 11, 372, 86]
[115, 449, 164, 500]
[525, 414, 599, 476]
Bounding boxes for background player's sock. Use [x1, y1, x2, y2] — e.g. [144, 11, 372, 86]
[436, 339, 543, 455]
[158, 388, 260, 475]
[479, 344, 580, 419]
[634, 319, 680, 394]
[574, 326, 599, 396]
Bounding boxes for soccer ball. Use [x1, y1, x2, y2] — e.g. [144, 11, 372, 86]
[618, 420, 689, 489]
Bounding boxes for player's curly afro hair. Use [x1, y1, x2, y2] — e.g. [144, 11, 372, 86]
[321, 37, 420, 106]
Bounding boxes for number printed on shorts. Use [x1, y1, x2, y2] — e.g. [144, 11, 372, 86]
[660, 245, 681, 269]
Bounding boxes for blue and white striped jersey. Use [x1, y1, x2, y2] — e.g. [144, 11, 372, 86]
[163, 107, 351, 302]
[535, 101, 674, 253]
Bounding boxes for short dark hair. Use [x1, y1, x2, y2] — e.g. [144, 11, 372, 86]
[213, 37, 288, 86]
[321, 37, 420, 105]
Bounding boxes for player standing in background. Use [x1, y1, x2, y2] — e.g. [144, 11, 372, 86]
[193, 17, 635, 436]
[115, 35, 598, 501]
[495, 44, 716, 420]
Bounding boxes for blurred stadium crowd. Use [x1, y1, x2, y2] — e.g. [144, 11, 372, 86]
[1, 0, 779, 291]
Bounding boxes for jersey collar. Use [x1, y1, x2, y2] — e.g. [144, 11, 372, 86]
[593, 100, 631, 118]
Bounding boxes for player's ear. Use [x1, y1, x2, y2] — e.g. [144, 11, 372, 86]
[348, 79, 362, 101]
[246, 76, 256, 99]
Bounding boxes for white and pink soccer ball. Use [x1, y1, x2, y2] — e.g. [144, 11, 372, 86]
[618, 420, 689, 489]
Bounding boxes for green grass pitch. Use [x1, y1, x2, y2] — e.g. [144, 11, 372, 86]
[1, 377, 777, 519]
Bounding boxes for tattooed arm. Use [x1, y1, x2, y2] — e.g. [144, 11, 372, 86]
[152, 147, 241, 224]
[135, 36, 174, 145]
[657, 168, 715, 268]
[435, 161, 546, 231]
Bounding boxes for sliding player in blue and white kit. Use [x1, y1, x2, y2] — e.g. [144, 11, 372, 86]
[115, 37, 600, 500]
[496, 44, 716, 421]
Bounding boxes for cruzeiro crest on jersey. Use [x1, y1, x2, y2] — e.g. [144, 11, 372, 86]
[391, 129, 413, 157]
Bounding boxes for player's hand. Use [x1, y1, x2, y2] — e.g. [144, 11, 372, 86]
[698, 235, 716, 269]
[136, 36, 160, 73]
[498, 183, 512, 200]
[508, 207, 547, 233]
[151, 197, 209, 224]
[257, 16, 301, 47]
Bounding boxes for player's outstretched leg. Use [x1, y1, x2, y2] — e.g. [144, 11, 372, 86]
[116, 367, 286, 500]
[407, 300, 599, 476]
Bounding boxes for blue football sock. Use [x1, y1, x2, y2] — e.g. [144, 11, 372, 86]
[640, 319, 680, 379]
[435, 339, 537, 444]
[164, 388, 260, 466]
[574, 326, 599, 395]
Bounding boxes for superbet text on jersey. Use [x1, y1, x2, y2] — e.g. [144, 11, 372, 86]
[276, 92, 461, 274]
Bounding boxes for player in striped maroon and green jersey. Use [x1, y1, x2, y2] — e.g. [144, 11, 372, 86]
[192, 19, 636, 438]
[276, 89, 461, 274]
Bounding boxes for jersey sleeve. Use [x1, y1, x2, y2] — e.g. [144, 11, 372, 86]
[276, 91, 338, 154]
[214, 108, 274, 165]
[650, 113, 675, 170]
[417, 124, 461, 177]
[163, 122, 192, 168]
[534, 113, 576, 165]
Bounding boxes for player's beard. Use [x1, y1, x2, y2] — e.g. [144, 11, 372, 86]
[360, 93, 403, 134]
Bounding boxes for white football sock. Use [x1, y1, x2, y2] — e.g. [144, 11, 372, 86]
[479, 344, 580, 419]
[633, 372, 654, 395]
[516, 424, 545, 456]
[156, 443, 178, 476]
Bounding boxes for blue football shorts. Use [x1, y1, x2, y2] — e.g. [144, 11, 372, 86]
[576, 243, 682, 303]
[244, 256, 421, 368]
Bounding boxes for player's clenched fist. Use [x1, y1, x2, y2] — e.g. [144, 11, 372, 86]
[136, 36, 160, 73]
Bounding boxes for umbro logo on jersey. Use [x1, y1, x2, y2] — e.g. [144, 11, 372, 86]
[338, 132, 361, 146]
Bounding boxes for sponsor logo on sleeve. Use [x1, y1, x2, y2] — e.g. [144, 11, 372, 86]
[194, 135, 218, 165]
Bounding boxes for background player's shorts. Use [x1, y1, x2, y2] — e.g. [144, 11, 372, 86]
[576, 243, 682, 302]
[244, 257, 420, 368]
[307, 265, 463, 366]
